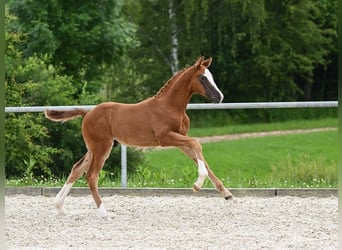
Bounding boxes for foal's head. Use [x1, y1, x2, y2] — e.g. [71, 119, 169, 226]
[190, 57, 224, 103]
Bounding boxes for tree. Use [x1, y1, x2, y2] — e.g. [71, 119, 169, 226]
[310, 0, 337, 101]
[5, 1, 145, 178]
[7, 0, 139, 94]
[5, 9, 103, 178]
[124, 0, 337, 104]
[123, 0, 183, 97]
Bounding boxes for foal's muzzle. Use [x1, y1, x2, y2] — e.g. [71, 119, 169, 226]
[198, 75, 224, 103]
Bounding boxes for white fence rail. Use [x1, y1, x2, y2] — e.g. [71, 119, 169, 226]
[4, 101, 338, 113]
[5, 101, 338, 187]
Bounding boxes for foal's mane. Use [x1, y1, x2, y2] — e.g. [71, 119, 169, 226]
[154, 64, 193, 98]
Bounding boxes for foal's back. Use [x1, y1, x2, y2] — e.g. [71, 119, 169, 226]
[81, 99, 165, 148]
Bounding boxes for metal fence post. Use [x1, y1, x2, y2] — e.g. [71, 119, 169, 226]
[121, 144, 127, 188]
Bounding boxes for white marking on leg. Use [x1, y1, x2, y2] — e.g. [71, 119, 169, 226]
[54, 183, 73, 215]
[194, 159, 208, 189]
[197, 159, 208, 176]
[97, 203, 108, 218]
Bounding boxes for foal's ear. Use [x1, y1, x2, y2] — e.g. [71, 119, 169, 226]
[195, 56, 205, 67]
[202, 57, 212, 68]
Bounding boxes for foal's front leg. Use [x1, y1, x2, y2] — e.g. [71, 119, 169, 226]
[179, 146, 232, 199]
[178, 146, 208, 191]
[160, 131, 233, 199]
[204, 160, 233, 199]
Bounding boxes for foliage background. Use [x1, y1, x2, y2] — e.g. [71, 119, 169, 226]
[5, 0, 337, 179]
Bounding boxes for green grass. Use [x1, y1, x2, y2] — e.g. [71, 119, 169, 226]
[188, 118, 337, 137]
[142, 130, 337, 188]
[6, 118, 338, 188]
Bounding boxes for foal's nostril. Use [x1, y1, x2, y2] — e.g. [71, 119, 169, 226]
[210, 96, 219, 103]
[206, 91, 221, 103]
[212, 93, 223, 103]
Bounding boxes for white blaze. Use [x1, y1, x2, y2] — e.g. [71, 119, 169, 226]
[204, 68, 224, 102]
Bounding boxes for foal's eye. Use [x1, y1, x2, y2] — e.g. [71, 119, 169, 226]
[198, 75, 205, 81]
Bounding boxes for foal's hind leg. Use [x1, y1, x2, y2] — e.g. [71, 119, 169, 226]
[54, 152, 92, 215]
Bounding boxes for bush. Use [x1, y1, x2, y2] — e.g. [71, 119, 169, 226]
[5, 113, 59, 178]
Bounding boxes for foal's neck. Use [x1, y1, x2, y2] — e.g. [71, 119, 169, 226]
[155, 69, 194, 110]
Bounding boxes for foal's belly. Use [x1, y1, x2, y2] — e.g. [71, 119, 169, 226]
[115, 130, 160, 148]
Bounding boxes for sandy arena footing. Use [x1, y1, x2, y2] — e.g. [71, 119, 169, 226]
[5, 194, 337, 249]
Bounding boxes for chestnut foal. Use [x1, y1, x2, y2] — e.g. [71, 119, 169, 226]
[46, 57, 232, 217]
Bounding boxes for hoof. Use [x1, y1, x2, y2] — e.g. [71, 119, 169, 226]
[54, 201, 66, 215]
[224, 195, 233, 200]
[192, 184, 200, 192]
[97, 204, 108, 218]
[97, 211, 108, 218]
[55, 205, 66, 216]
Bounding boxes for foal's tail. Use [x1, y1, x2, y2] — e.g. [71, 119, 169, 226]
[45, 109, 88, 122]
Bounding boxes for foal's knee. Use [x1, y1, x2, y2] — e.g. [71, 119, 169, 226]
[190, 139, 202, 153]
